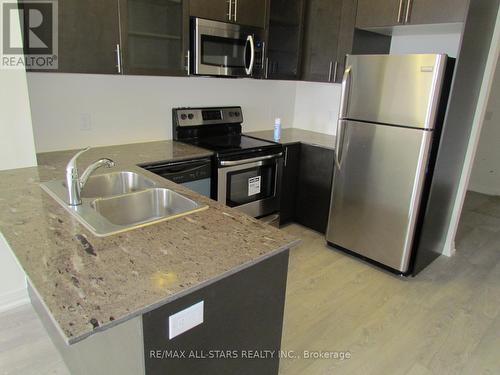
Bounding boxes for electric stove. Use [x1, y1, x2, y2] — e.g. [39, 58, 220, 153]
[172, 106, 283, 223]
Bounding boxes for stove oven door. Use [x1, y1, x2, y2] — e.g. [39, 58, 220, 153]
[217, 153, 283, 219]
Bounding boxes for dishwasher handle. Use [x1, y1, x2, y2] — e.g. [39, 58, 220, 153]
[143, 158, 211, 173]
[142, 158, 212, 181]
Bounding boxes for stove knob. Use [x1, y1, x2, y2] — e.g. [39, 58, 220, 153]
[235, 111, 240, 117]
[188, 113, 194, 120]
[228, 112, 234, 117]
[180, 114, 187, 120]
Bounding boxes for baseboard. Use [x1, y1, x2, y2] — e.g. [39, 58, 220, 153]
[0, 287, 29, 313]
[442, 239, 456, 258]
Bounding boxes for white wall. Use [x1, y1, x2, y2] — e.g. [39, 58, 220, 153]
[469, 58, 500, 195]
[293, 81, 341, 135]
[0, 67, 37, 169]
[0, 13, 35, 312]
[27, 74, 298, 152]
[390, 31, 462, 57]
[0, 235, 28, 312]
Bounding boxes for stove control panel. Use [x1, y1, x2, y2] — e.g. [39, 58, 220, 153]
[174, 107, 243, 127]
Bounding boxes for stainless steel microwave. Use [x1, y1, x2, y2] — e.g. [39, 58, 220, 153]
[190, 18, 265, 78]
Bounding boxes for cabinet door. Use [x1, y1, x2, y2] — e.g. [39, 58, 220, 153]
[267, 0, 305, 80]
[406, 0, 468, 25]
[295, 144, 335, 234]
[119, 0, 188, 76]
[189, 0, 230, 23]
[235, 0, 268, 28]
[56, 0, 121, 74]
[334, 0, 358, 83]
[301, 0, 343, 82]
[280, 144, 301, 225]
[356, 0, 404, 28]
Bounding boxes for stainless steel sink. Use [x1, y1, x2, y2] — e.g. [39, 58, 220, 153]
[41, 172, 207, 237]
[80, 171, 156, 198]
[91, 188, 203, 227]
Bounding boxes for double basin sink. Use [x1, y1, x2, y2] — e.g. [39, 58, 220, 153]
[41, 171, 207, 236]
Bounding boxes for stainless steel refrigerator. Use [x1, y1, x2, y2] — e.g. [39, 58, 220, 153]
[326, 54, 454, 275]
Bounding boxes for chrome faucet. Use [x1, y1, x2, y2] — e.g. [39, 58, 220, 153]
[66, 147, 115, 206]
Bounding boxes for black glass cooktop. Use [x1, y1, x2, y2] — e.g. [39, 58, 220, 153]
[189, 135, 279, 154]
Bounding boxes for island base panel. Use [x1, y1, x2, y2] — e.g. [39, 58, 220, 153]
[143, 250, 290, 375]
[28, 283, 145, 375]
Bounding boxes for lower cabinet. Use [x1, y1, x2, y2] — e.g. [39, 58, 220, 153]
[280, 143, 301, 225]
[294, 144, 335, 233]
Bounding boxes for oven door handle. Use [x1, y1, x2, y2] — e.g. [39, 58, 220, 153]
[244, 34, 255, 76]
[220, 152, 283, 167]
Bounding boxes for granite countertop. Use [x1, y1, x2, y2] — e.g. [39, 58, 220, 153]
[0, 140, 298, 345]
[246, 128, 336, 150]
[36, 140, 214, 169]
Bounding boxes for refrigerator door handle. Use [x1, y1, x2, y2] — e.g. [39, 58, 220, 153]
[339, 66, 352, 118]
[335, 120, 347, 170]
[335, 66, 352, 169]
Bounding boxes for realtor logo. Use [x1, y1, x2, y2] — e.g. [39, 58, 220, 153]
[1, 0, 58, 69]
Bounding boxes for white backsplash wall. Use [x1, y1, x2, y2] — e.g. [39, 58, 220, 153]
[27, 73, 298, 152]
[293, 81, 341, 135]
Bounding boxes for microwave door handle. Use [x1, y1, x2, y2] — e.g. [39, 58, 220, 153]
[245, 35, 255, 75]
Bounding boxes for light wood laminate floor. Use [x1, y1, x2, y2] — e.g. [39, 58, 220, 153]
[1, 191, 499, 375]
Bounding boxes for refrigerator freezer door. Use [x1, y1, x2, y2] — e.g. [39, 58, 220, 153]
[326, 121, 433, 272]
[343, 54, 447, 129]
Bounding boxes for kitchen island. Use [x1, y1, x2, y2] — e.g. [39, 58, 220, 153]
[0, 140, 299, 375]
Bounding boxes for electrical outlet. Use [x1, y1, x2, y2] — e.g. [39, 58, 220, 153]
[168, 301, 204, 339]
[80, 113, 92, 131]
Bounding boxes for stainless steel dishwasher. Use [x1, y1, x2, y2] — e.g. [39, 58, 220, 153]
[142, 158, 211, 198]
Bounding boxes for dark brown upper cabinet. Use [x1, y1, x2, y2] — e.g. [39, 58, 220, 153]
[356, 0, 468, 29]
[118, 0, 189, 76]
[301, 0, 357, 83]
[266, 0, 306, 79]
[234, 0, 269, 28]
[189, 0, 230, 23]
[405, 0, 468, 25]
[189, 0, 268, 28]
[356, 0, 404, 28]
[48, 0, 121, 74]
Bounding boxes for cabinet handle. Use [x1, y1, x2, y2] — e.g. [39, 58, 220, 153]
[405, 0, 413, 23]
[227, 0, 232, 21]
[115, 44, 122, 74]
[328, 61, 333, 82]
[333, 61, 338, 82]
[234, 0, 238, 22]
[284, 147, 288, 167]
[397, 0, 405, 23]
[265, 57, 269, 78]
[185, 50, 190, 75]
